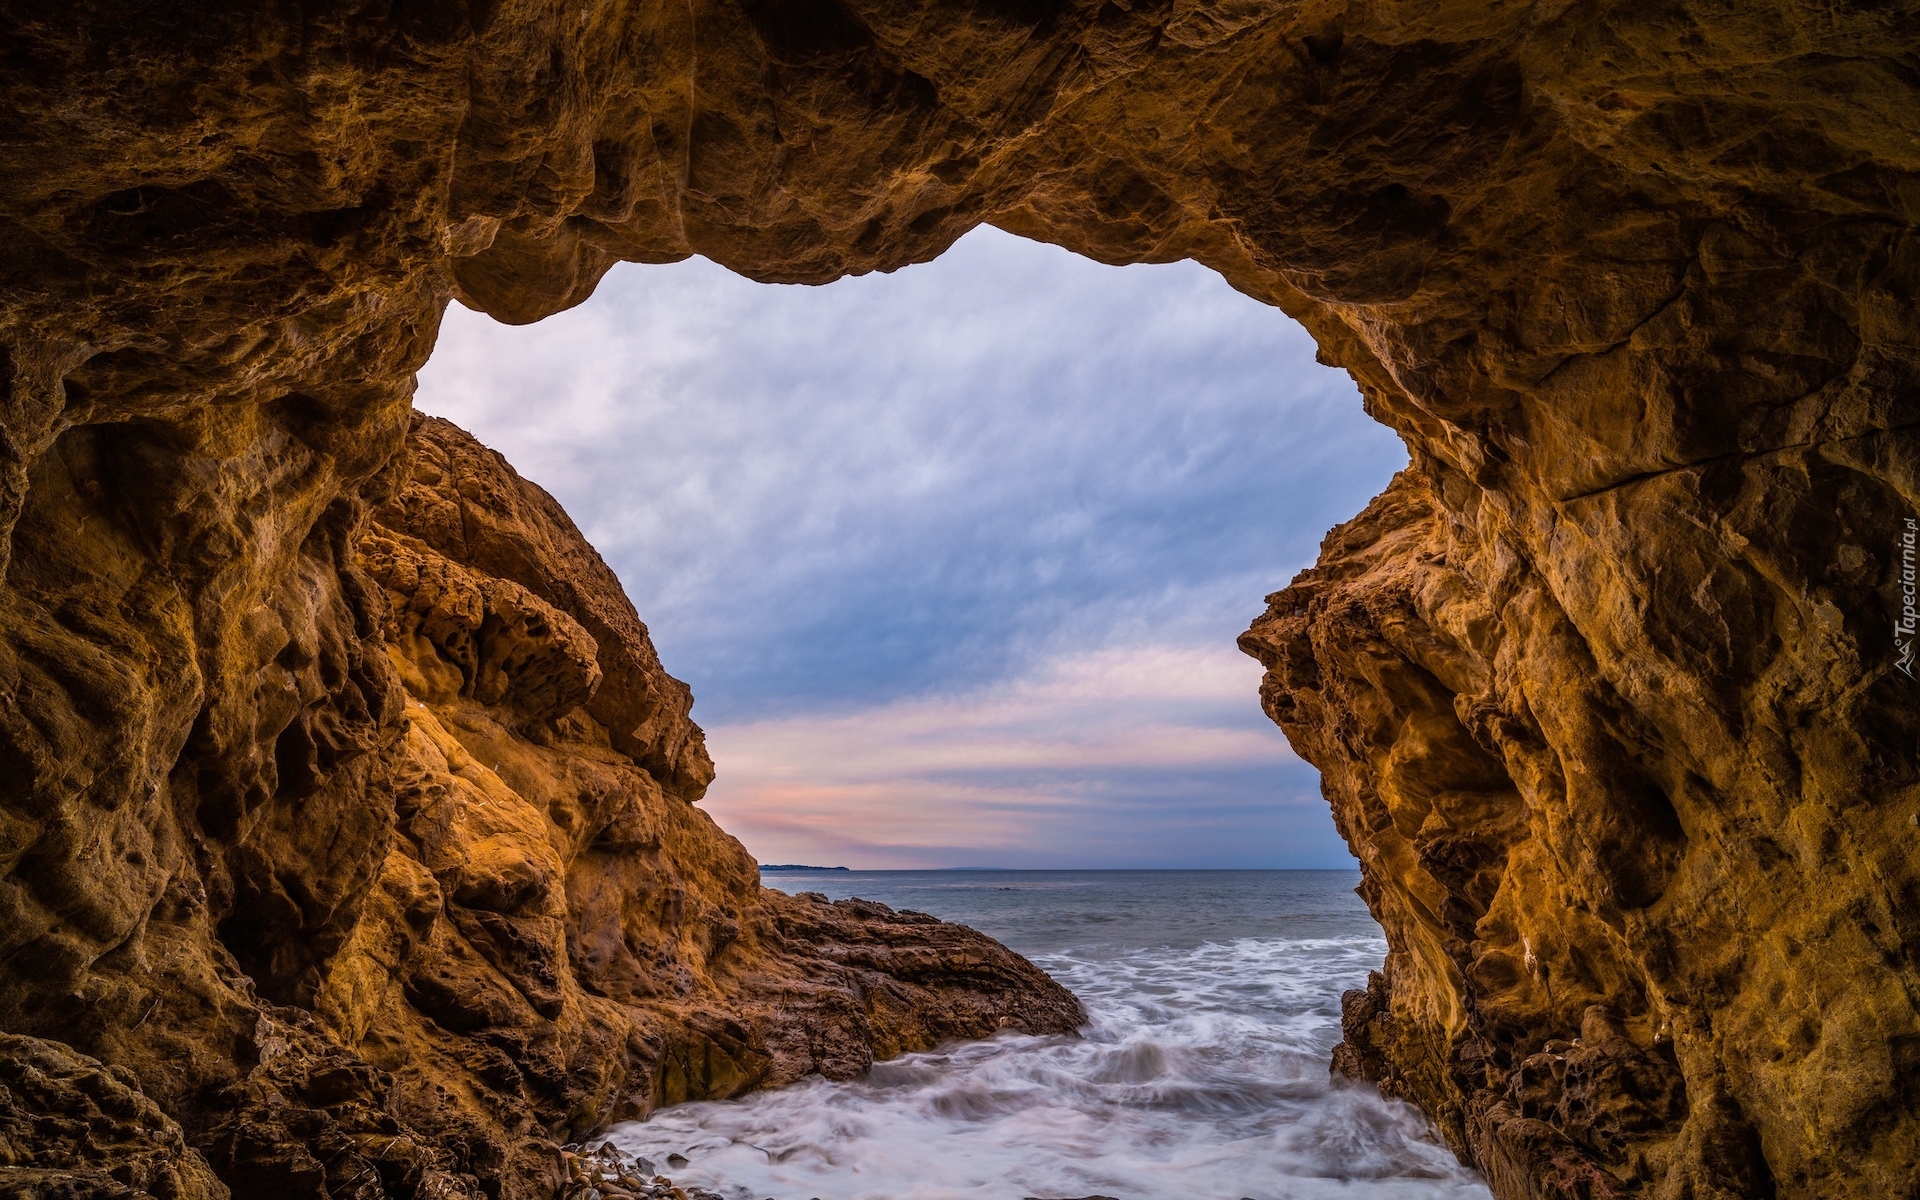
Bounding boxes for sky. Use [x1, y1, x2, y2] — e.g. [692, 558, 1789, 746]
[414, 226, 1406, 869]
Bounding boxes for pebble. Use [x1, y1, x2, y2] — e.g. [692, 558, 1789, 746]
[556, 1143, 728, 1200]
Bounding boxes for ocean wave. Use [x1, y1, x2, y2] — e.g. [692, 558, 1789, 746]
[607, 935, 1489, 1200]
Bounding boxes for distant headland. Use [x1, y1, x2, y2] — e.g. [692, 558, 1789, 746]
[759, 864, 852, 872]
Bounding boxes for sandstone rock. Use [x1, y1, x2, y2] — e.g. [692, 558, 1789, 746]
[1242, 464, 1919, 1197]
[0, 403, 1082, 1197]
[1, 1, 1916, 1198]
[0, 1034, 227, 1200]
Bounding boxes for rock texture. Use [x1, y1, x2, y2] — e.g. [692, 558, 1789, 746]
[1, 0, 1916, 1197]
[0, 1034, 227, 1199]
[0, 400, 1083, 1199]
[1243, 455, 1919, 1197]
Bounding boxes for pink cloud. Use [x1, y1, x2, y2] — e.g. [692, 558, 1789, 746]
[699, 641, 1302, 867]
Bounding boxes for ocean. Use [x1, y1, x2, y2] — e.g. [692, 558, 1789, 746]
[604, 870, 1490, 1200]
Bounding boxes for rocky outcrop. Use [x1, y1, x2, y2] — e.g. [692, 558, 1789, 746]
[0, 404, 1082, 1198]
[336, 413, 1082, 1183]
[1, 0, 1916, 1197]
[0, 1034, 227, 1199]
[1244, 459, 1918, 1199]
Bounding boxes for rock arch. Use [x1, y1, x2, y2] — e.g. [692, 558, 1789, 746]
[1, 1, 1916, 1197]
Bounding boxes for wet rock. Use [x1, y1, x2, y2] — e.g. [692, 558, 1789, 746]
[558, 1143, 725, 1200]
[1330, 970, 1398, 1090]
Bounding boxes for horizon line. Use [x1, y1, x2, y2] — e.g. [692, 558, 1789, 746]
[756, 864, 1362, 872]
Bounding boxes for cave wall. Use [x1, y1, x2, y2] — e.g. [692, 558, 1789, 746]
[2, 0, 1917, 1197]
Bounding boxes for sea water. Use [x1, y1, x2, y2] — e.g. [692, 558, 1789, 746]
[605, 870, 1489, 1200]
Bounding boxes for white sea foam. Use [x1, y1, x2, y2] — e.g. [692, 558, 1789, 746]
[606, 935, 1489, 1200]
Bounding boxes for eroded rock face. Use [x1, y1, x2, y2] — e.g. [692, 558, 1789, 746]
[1243, 464, 1919, 1198]
[0, 407, 1083, 1197]
[0, 1034, 228, 1199]
[1, 1, 1916, 1197]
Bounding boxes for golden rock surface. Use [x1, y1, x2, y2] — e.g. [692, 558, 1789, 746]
[1, 1, 1916, 1197]
[0, 402, 1084, 1196]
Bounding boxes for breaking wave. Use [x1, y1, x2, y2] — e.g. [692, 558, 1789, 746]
[607, 931, 1488, 1200]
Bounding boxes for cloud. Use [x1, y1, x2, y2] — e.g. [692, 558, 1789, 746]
[415, 226, 1402, 867]
[700, 640, 1344, 869]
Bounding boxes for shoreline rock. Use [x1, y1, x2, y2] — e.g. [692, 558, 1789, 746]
[558, 1141, 725, 1200]
[0, 412, 1083, 1198]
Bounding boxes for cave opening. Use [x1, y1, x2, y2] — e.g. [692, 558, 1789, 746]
[5, 3, 1905, 1193]
[414, 224, 1406, 871]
